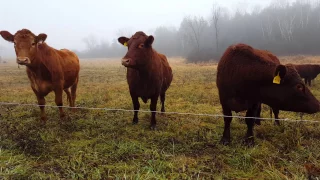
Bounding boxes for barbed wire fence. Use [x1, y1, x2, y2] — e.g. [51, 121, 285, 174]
[0, 101, 320, 124]
[1, 63, 320, 124]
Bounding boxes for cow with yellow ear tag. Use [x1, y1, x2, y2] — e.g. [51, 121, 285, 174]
[216, 43, 320, 147]
[118, 31, 173, 130]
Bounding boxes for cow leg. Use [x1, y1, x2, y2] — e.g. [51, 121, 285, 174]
[160, 93, 166, 112]
[38, 96, 46, 123]
[254, 103, 261, 125]
[71, 80, 78, 112]
[306, 78, 311, 86]
[131, 95, 140, 124]
[220, 105, 232, 145]
[64, 88, 72, 107]
[273, 108, 280, 126]
[31, 87, 47, 123]
[305, 78, 308, 85]
[150, 95, 158, 130]
[54, 88, 65, 120]
[243, 103, 259, 147]
[308, 78, 312, 86]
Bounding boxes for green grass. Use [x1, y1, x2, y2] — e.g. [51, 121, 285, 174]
[0, 57, 320, 179]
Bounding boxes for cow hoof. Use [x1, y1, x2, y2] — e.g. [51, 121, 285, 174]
[220, 137, 230, 146]
[60, 115, 67, 122]
[65, 114, 71, 121]
[40, 116, 47, 124]
[132, 118, 139, 124]
[274, 121, 280, 126]
[150, 125, 157, 131]
[243, 137, 255, 147]
[41, 116, 47, 121]
[255, 120, 261, 126]
[40, 119, 47, 126]
[132, 118, 138, 125]
[60, 112, 66, 118]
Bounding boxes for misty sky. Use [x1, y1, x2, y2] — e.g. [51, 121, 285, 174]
[0, 0, 275, 57]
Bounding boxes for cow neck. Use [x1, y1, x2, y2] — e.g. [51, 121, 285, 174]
[137, 51, 159, 80]
[27, 44, 49, 73]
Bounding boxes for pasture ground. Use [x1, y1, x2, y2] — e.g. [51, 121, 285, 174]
[0, 56, 320, 179]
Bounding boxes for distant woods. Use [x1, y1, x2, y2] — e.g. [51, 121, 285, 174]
[77, 0, 320, 62]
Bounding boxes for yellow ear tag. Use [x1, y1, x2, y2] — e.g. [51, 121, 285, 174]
[123, 42, 128, 47]
[273, 72, 281, 84]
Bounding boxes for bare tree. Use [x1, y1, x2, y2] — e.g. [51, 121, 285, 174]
[234, 1, 249, 15]
[185, 16, 207, 53]
[277, 14, 296, 41]
[211, 3, 221, 52]
[271, 0, 290, 8]
[261, 15, 274, 40]
[82, 34, 98, 51]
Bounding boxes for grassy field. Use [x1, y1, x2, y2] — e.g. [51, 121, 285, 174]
[0, 56, 320, 179]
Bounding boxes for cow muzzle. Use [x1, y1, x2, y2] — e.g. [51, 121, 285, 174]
[121, 58, 131, 67]
[16, 57, 30, 65]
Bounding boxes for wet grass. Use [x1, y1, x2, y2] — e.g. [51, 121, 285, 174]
[0, 57, 319, 179]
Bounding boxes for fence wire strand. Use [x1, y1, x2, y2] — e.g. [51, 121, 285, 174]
[1, 101, 320, 124]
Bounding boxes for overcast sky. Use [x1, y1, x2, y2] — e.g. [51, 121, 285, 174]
[0, 0, 276, 56]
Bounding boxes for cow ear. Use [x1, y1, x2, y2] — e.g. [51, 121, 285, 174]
[0, 31, 14, 43]
[36, 33, 47, 43]
[145, 35, 154, 47]
[273, 65, 287, 84]
[118, 37, 129, 47]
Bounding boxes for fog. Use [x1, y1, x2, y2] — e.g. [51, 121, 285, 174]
[1, 0, 316, 62]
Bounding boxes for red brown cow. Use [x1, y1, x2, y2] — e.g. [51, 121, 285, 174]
[292, 64, 320, 86]
[118, 31, 173, 130]
[0, 29, 80, 122]
[217, 43, 319, 146]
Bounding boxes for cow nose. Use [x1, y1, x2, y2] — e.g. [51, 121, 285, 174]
[121, 58, 131, 66]
[17, 57, 30, 64]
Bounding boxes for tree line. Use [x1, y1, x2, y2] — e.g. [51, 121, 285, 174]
[78, 0, 320, 62]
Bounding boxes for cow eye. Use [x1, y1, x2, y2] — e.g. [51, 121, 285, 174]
[32, 42, 36, 46]
[296, 83, 305, 92]
[138, 44, 144, 49]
